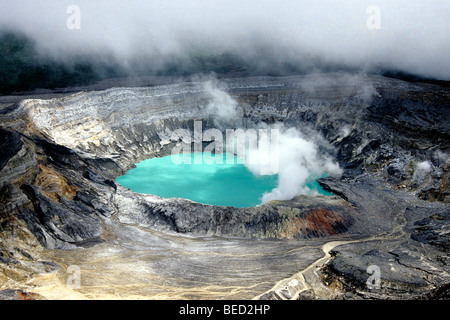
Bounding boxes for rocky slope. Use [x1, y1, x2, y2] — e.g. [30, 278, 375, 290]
[0, 73, 448, 299]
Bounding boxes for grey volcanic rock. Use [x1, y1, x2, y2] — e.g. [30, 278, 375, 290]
[0, 73, 449, 299]
[411, 212, 449, 251]
[115, 186, 358, 239]
[0, 128, 23, 171]
[322, 237, 450, 299]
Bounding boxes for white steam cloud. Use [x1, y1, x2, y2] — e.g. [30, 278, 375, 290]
[202, 80, 342, 203]
[0, 0, 449, 80]
[413, 160, 432, 182]
[245, 125, 342, 203]
[203, 80, 237, 121]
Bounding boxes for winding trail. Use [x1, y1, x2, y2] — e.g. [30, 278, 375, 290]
[254, 194, 408, 300]
[252, 239, 359, 300]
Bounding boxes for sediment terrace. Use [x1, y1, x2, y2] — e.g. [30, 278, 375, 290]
[0, 73, 449, 299]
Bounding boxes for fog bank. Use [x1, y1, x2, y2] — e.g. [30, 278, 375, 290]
[0, 0, 449, 80]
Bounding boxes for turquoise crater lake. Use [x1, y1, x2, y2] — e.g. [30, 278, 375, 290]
[116, 152, 331, 208]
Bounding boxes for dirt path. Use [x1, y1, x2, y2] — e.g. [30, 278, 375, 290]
[254, 198, 408, 300]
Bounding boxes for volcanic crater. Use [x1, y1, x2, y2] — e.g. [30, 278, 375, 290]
[0, 73, 449, 300]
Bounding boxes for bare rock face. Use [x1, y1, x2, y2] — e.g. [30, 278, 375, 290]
[0, 73, 449, 299]
[115, 186, 358, 239]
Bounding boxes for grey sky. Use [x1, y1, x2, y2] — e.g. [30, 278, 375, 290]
[0, 0, 449, 79]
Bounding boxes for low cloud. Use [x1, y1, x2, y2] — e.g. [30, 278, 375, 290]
[0, 0, 449, 80]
